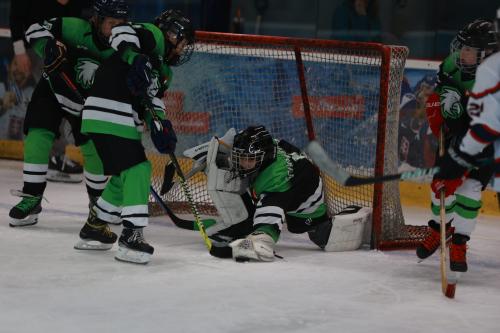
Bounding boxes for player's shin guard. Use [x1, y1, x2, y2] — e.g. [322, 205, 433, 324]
[115, 221, 154, 264]
[74, 209, 117, 250]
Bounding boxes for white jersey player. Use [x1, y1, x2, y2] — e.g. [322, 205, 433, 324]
[460, 51, 500, 190]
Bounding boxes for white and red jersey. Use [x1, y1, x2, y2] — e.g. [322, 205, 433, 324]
[462, 51, 500, 190]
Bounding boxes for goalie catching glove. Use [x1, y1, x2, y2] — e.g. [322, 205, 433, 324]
[150, 118, 177, 154]
[43, 39, 67, 74]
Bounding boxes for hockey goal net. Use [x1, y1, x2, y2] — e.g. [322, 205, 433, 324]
[146, 31, 427, 250]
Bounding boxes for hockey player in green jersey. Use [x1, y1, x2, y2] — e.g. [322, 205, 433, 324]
[75, 10, 195, 264]
[8, 0, 129, 227]
[416, 19, 497, 272]
[190, 125, 370, 262]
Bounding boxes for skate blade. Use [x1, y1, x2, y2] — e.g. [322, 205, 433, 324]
[46, 171, 83, 183]
[74, 239, 114, 251]
[115, 246, 151, 264]
[9, 215, 38, 227]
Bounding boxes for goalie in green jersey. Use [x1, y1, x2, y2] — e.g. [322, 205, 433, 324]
[187, 125, 371, 262]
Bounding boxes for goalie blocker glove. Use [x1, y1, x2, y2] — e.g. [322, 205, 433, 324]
[150, 118, 177, 154]
[126, 54, 153, 97]
[43, 39, 67, 74]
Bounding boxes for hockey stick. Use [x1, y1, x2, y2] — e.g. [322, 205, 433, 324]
[145, 102, 212, 251]
[438, 129, 458, 298]
[304, 140, 439, 186]
[150, 185, 197, 230]
[160, 160, 207, 195]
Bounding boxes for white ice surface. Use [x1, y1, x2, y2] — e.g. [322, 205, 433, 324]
[0, 159, 499, 333]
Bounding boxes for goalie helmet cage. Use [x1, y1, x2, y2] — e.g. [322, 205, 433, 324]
[147, 31, 428, 250]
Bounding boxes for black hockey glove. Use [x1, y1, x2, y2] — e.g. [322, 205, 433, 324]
[434, 137, 478, 180]
[127, 54, 153, 97]
[150, 118, 177, 154]
[43, 39, 67, 74]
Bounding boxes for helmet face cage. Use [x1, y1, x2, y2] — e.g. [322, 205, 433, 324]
[450, 19, 497, 75]
[154, 10, 195, 66]
[231, 126, 276, 178]
[231, 148, 266, 177]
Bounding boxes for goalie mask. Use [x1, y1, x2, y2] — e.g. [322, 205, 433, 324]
[154, 9, 195, 66]
[231, 126, 277, 177]
[450, 19, 497, 75]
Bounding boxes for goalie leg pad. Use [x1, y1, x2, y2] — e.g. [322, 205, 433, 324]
[206, 136, 250, 234]
[230, 232, 275, 262]
[323, 206, 372, 252]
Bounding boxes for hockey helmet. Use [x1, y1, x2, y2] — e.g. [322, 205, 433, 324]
[93, 0, 129, 19]
[231, 125, 277, 177]
[450, 19, 497, 75]
[154, 9, 195, 66]
[92, 0, 129, 46]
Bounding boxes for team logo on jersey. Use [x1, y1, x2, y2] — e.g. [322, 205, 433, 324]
[440, 87, 463, 119]
[147, 71, 161, 97]
[74, 59, 100, 89]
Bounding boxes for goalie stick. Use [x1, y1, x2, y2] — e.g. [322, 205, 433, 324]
[304, 140, 439, 186]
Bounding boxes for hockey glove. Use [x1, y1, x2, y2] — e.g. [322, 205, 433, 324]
[127, 54, 153, 97]
[150, 118, 177, 154]
[43, 39, 67, 74]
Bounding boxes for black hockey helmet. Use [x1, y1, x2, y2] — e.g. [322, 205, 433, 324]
[93, 0, 129, 19]
[91, 0, 129, 46]
[450, 19, 497, 74]
[154, 9, 195, 66]
[231, 125, 277, 177]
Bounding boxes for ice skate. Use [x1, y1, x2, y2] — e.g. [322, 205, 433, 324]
[9, 193, 43, 227]
[74, 210, 117, 250]
[416, 220, 454, 260]
[115, 222, 154, 264]
[450, 234, 469, 272]
[46, 155, 83, 183]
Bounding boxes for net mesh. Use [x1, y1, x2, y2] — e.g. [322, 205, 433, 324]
[146, 33, 427, 249]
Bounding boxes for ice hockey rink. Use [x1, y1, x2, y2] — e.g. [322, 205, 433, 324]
[0, 159, 499, 333]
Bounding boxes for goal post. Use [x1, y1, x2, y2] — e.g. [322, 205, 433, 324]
[147, 31, 427, 250]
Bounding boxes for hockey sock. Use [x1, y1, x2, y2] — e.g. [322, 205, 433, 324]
[254, 224, 280, 242]
[120, 161, 151, 227]
[80, 140, 107, 198]
[23, 128, 55, 195]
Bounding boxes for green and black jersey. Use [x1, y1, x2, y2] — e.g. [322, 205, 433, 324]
[249, 140, 327, 241]
[435, 55, 475, 138]
[25, 17, 115, 115]
[81, 23, 170, 140]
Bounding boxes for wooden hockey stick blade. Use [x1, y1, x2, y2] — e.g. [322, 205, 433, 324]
[305, 140, 439, 186]
[150, 186, 196, 230]
[160, 162, 176, 195]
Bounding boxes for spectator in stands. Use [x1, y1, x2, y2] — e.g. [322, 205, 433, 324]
[331, 0, 381, 42]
